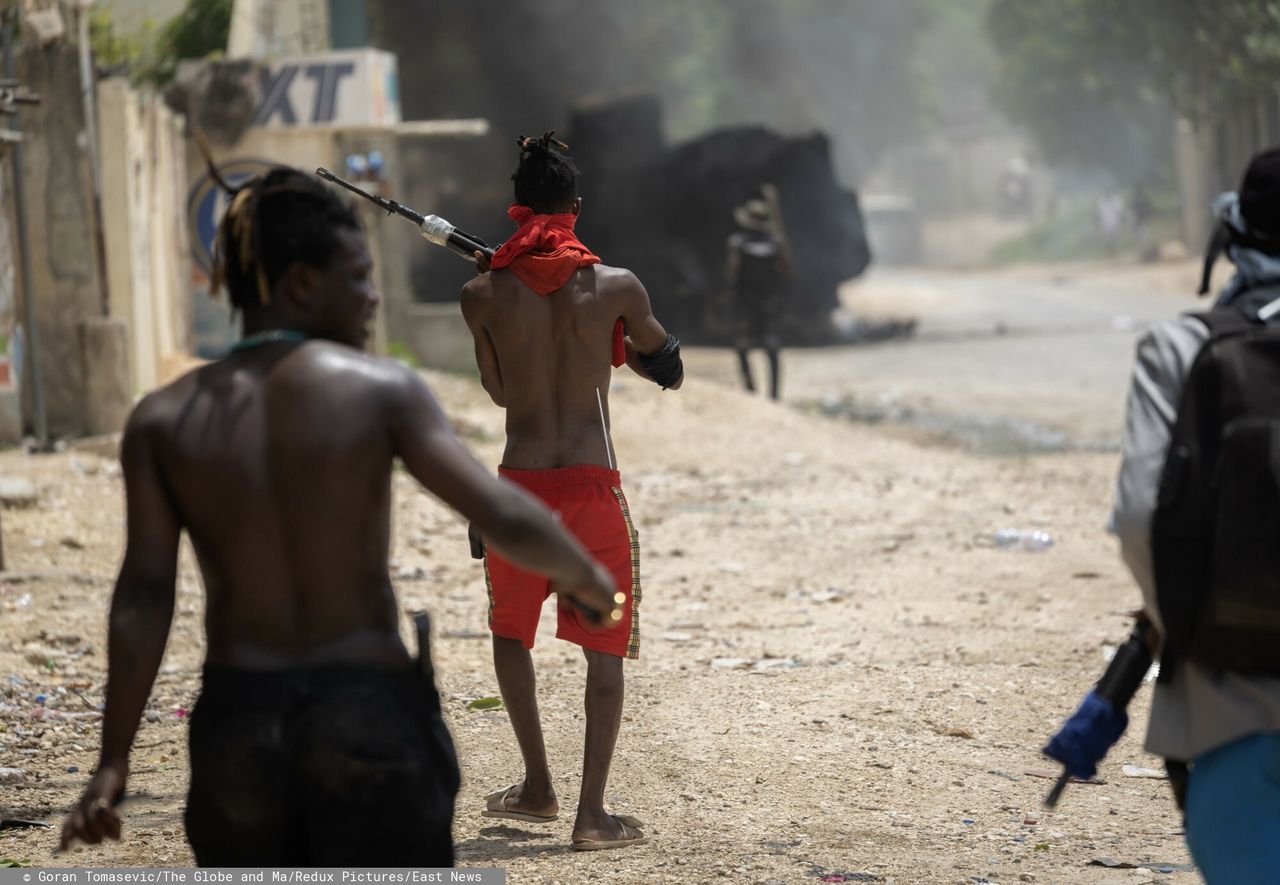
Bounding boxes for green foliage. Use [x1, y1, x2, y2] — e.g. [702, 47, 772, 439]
[385, 341, 421, 369]
[987, 0, 1280, 178]
[151, 0, 233, 83]
[89, 0, 231, 86]
[89, 8, 155, 74]
[986, 0, 1172, 179]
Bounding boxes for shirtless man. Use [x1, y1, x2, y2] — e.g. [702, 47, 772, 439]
[461, 132, 684, 851]
[59, 166, 620, 865]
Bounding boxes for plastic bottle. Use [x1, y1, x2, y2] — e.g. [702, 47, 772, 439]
[993, 528, 1054, 551]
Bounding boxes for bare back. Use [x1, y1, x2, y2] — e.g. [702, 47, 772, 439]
[141, 342, 403, 669]
[463, 264, 656, 469]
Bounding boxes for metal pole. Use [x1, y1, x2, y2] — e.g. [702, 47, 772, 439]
[3, 11, 49, 449]
[75, 2, 110, 318]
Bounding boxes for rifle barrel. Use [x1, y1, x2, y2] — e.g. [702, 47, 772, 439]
[315, 167, 425, 225]
[315, 166, 495, 262]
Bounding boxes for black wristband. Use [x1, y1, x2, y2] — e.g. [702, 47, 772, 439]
[638, 333, 683, 389]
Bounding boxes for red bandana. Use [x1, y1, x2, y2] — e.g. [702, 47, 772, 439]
[491, 205, 624, 367]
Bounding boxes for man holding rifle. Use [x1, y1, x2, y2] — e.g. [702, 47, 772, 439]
[60, 164, 621, 865]
[461, 131, 683, 851]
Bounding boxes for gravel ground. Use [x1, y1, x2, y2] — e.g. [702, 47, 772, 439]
[0, 353, 1193, 883]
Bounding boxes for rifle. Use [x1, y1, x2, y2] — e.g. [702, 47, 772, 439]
[1042, 619, 1155, 807]
[315, 167, 496, 262]
[317, 168, 502, 568]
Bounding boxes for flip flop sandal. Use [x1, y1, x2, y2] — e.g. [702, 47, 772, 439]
[481, 785, 559, 824]
[571, 813, 649, 851]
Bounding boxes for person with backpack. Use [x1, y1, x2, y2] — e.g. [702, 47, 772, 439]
[726, 196, 791, 401]
[1111, 146, 1280, 881]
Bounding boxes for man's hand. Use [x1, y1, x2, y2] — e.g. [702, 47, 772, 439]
[473, 250, 491, 274]
[554, 561, 625, 629]
[1129, 608, 1162, 657]
[59, 761, 127, 852]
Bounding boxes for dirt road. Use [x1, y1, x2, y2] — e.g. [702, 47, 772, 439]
[0, 263, 1201, 883]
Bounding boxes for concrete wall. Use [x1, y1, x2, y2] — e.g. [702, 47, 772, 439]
[78, 316, 131, 435]
[402, 302, 474, 375]
[0, 150, 19, 444]
[16, 41, 103, 438]
[98, 77, 192, 395]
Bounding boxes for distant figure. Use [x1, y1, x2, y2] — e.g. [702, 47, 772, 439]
[1097, 191, 1126, 255]
[461, 131, 683, 851]
[59, 165, 619, 865]
[999, 154, 1033, 218]
[1130, 185, 1157, 263]
[727, 198, 790, 400]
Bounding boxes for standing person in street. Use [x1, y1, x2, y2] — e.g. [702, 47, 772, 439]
[59, 164, 621, 865]
[1111, 146, 1280, 881]
[461, 131, 683, 851]
[726, 196, 790, 401]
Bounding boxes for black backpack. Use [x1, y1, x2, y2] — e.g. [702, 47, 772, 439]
[1152, 296, 1280, 679]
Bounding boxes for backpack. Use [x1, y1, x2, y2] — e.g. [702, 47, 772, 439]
[1152, 297, 1280, 679]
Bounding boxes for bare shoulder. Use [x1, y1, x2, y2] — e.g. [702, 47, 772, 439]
[594, 264, 641, 289]
[460, 272, 495, 308]
[593, 264, 647, 304]
[297, 341, 416, 391]
[125, 364, 203, 439]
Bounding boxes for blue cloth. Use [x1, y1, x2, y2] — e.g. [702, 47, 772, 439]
[1042, 691, 1128, 779]
[1212, 191, 1280, 305]
[1185, 732, 1280, 883]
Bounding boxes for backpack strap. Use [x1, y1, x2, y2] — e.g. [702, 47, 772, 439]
[1186, 308, 1261, 336]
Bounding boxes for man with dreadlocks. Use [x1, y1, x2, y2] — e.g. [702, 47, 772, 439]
[60, 164, 621, 865]
[461, 131, 683, 852]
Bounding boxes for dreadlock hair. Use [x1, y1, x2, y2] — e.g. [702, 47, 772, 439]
[511, 129, 580, 214]
[200, 141, 360, 311]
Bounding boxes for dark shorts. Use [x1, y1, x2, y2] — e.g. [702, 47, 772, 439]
[185, 663, 460, 867]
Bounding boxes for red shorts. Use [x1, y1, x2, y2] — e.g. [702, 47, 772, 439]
[484, 465, 641, 660]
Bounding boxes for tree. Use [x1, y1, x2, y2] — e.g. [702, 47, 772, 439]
[90, 0, 231, 85]
[986, 0, 1172, 180]
[987, 0, 1280, 179]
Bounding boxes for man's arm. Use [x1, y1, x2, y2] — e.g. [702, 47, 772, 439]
[61, 401, 181, 850]
[616, 269, 683, 390]
[1111, 318, 1208, 631]
[460, 277, 505, 407]
[387, 367, 618, 620]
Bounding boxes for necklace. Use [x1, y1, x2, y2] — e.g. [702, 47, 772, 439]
[229, 330, 310, 353]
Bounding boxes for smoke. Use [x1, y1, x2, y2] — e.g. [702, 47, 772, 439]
[370, 0, 953, 186]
